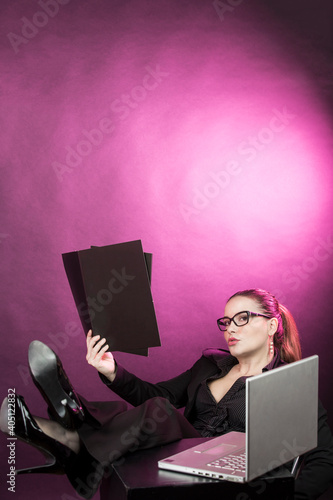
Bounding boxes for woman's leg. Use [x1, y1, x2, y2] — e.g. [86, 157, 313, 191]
[35, 416, 81, 454]
[78, 396, 200, 466]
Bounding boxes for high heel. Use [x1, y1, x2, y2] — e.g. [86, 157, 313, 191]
[0, 394, 75, 475]
[28, 340, 85, 430]
[1, 395, 100, 499]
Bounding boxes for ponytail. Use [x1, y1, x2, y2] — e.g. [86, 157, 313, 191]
[276, 304, 302, 363]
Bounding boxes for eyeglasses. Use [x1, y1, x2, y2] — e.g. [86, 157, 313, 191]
[217, 311, 271, 331]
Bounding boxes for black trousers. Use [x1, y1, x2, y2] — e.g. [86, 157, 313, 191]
[69, 395, 200, 498]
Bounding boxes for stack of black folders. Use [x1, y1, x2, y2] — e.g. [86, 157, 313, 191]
[62, 240, 161, 356]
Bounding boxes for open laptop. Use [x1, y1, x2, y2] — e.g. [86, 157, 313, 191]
[158, 355, 318, 483]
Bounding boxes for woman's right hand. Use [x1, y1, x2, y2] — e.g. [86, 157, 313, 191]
[86, 330, 117, 382]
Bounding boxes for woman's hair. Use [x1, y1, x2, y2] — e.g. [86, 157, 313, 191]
[227, 289, 302, 363]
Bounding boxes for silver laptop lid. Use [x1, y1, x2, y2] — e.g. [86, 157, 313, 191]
[246, 355, 318, 481]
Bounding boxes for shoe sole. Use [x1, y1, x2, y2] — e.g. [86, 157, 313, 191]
[28, 341, 81, 427]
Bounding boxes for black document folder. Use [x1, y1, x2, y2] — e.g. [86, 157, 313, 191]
[62, 240, 160, 356]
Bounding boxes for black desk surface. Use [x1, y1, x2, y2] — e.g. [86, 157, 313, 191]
[100, 438, 295, 500]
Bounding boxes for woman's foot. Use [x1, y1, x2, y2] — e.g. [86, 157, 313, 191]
[1, 395, 101, 499]
[0, 394, 77, 474]
[0, 394, 80, 454]
[28, 340, 84, 430]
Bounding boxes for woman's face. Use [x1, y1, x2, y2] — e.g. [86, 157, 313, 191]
[222, 296, 277, 359]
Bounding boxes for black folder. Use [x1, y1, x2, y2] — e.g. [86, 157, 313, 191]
[62, 240, 160, 356]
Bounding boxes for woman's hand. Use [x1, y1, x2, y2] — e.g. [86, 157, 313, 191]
[86, 330, 117, 382]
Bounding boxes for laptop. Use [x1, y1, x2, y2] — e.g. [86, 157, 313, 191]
[158, 355, 318, 483]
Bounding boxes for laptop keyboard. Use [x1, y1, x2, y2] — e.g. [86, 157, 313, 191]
[207, 452, 246, 473]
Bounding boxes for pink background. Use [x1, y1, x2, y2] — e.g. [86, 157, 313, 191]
[1, 0, 333, 498]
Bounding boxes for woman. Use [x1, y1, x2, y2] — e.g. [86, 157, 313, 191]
[1, 289, 333, 499]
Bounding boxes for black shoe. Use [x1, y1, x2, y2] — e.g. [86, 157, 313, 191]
[28, 340, 84, 430]
[0, 395, 100, 499]
[0, 394, 75, 474]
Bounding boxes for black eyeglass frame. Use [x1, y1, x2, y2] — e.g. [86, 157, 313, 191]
[217, 311, 271, 331]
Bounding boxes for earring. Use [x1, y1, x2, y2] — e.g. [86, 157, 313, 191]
[269, 336, 274, 355]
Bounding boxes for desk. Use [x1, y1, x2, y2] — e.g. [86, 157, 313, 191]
[100, 438, 294, 500]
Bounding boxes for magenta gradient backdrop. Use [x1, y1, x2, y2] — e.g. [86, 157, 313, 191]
[1, 1, 333, 499]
